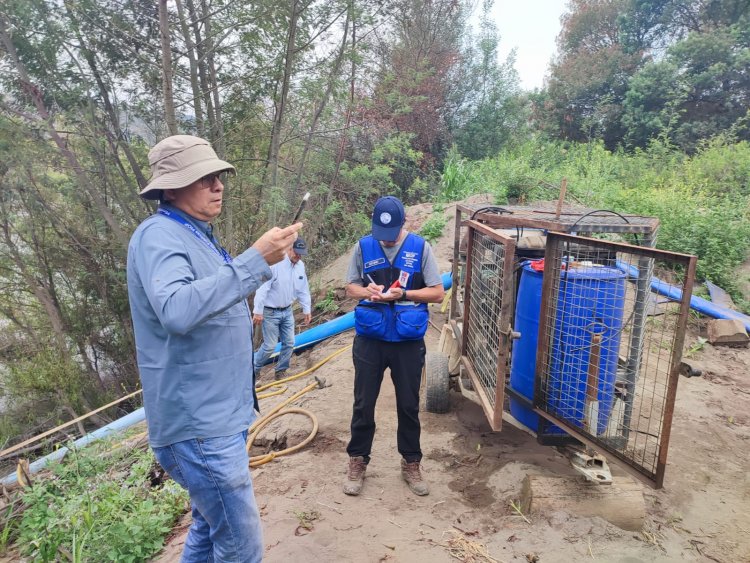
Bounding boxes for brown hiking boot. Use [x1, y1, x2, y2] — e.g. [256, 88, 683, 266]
[401, 459, 429, 496]
[343, 456, 367, 496]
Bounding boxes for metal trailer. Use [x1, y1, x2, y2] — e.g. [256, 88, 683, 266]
[424, 203, 697, 489]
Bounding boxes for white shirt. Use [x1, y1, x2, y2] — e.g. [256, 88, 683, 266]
[253, 255, 311, 314]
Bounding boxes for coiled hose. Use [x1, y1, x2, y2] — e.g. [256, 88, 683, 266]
[247, 344, 352, 467]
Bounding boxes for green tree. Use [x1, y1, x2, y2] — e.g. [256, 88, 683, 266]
[541, 0, 641, 148]
[622, 18, 750, 151]
[543, 0, 750, 150]
[452, 0, 528, 159]
[364, 0, 469, 179]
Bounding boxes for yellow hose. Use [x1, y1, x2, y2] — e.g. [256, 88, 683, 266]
[256, 386, 287, 399]
[248, 408, 318, 467]
[254, 344, 352, 393]
[246, 342, 353, 467]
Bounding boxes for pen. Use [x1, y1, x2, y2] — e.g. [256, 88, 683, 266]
[367, 274, 399, 294]
[292, 192, 310, 223]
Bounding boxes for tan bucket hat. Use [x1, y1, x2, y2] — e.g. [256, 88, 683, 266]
[140, 135, 236, 200]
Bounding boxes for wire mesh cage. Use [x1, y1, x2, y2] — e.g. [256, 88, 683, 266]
[535, 233, 696, 487]
[449, 204, 696, 488]
[461, 221, 516, 430]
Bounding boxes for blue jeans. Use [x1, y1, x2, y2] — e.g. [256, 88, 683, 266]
[152, 431, 263, 562]
[253, 307, 295, 374]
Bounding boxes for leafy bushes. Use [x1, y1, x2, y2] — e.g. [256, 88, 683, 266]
[10, 439, 187, 562]
[314, 288, 340, 314]
[419, 213, 447, 243]
[446, 137, 750, 306]
[5, 348, 88, 412]
[438, 147, 473, 202]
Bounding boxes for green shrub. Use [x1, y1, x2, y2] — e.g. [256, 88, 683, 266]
[604, 184, 750, 291]
[315, 288, 340, 314]
[437, 147, 472, 202]
[420, 213, 447, 243]
[680, 139, 750, 198]
[322, 198, 371, 255]
[12, 439, 187, 562]
[5, 347, 89, 414]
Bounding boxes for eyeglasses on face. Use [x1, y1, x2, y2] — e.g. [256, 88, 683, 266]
[200, 172, 228, 187]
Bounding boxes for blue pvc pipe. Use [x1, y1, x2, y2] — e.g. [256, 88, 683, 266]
[616, 261, 750, 332]
[1, 408, 146, 486]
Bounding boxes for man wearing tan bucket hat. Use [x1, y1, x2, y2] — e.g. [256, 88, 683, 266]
[127, 135, 301, 562]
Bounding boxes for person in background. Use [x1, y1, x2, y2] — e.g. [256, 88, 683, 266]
[127, 134, 301, 562]
[252, 237, 312, 380]
[342, 195, 444, 497]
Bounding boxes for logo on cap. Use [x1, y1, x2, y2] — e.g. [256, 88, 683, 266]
[380, 212, 392, 225]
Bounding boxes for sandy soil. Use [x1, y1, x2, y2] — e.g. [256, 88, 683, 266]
[155, 200, 750, 563]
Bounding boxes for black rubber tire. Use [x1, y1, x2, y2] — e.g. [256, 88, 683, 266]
[423, 352, 450, 414]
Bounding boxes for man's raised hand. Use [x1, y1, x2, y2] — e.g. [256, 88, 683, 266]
[252, 223, 303, 265]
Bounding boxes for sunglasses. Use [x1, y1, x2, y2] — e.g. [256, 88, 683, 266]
[200, 172, 228, 187]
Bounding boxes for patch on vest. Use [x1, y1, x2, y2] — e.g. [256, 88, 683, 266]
[401, 250, 419, 269]
[364, 257, 386, 270]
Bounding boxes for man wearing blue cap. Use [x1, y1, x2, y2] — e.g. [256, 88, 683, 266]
[253, 237, 312, 379]
[342, 195, 444, 496]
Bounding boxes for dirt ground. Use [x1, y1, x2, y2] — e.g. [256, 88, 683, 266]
[155, 201, 750, 563]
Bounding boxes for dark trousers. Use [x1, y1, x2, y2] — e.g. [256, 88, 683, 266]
[347, 335, 426, 464]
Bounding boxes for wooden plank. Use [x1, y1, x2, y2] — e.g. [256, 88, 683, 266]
[555, 178, 567, 219]
[706, 319, 749, 346]
[520, 475, 646, 531]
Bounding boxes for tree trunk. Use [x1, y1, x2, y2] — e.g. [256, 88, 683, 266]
[0, 215, 67, 353]
[63, 4, 149, 191]
[186, 0, 218, 142]
[175, 0, 206, 136]
[330, 13, 357, 193]
[201, 0, 225, 156]
[159, 0, 178, 135]
[294, 9, 351, 194]
[199, 0, 232, 242]
[266, 0, 300, 214]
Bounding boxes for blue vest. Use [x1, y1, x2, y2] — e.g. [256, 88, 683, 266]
[354, 233, 429, 341]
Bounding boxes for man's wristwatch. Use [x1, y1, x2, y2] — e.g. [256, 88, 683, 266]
[399, 290, 409, 302]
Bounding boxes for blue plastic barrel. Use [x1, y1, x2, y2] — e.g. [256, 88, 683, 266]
[509, 265, 545, 431]
[509, 263, 626, 435]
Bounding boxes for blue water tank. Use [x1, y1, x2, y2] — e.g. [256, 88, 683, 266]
[509, 263, 626, 435]
[509, 265, 545, 431]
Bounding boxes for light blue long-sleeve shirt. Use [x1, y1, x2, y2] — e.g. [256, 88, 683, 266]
[252, 255, 311, 314]
[127, 203, 271, 447]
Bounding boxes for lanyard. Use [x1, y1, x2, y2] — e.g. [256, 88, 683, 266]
[157, 208, 233, 264]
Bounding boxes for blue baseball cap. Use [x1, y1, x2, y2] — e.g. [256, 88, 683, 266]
[372, 196, 405, 241]
[292, 237, 308, 255]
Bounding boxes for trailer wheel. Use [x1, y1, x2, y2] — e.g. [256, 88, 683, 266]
[422, 352, 450, 414]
